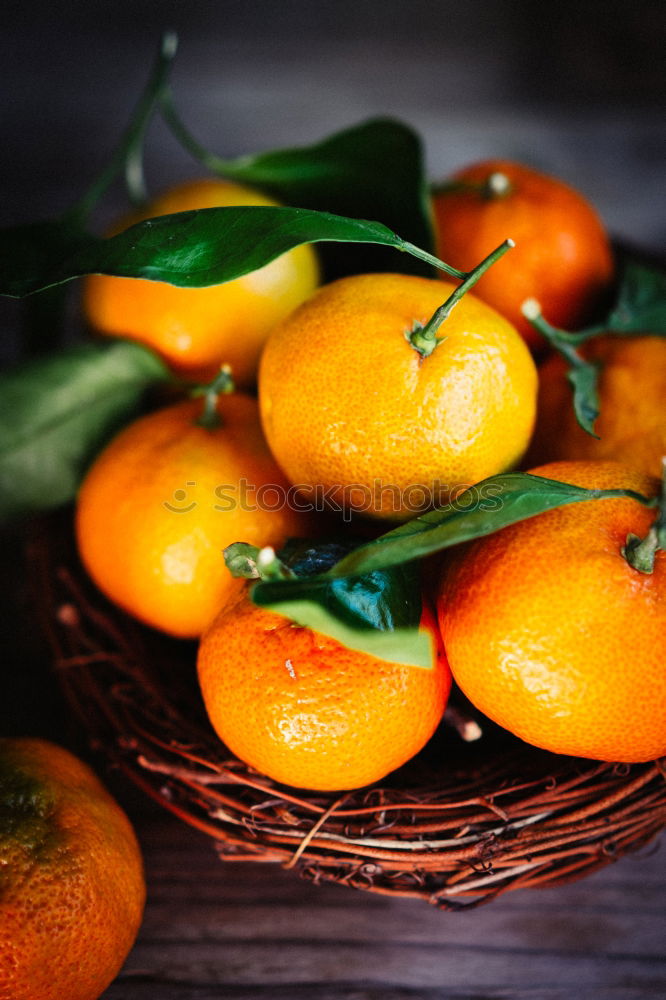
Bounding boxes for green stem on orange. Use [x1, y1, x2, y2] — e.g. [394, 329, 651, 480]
[430, 171, 513, 201]
[255, 547, 296, 581]
[407, 238, 514, 358]
[193, 364, 235, 429]
[623, 460, 666, 574]
[521, 298, 602, 438]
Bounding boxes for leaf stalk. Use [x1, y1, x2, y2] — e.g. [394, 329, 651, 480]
[408, 239, 515, 357]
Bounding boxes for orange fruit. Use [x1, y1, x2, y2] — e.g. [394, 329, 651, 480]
[76, 392, 310, 638]
[527, 334, 666, 478]
[432, 160, 614, 349]
[0, 737, 144, 1000]
[259, 272, 537, 520]
[197, 587, 451, 791]
[437, 460, 665, 762]
[83, 178, 319, 386]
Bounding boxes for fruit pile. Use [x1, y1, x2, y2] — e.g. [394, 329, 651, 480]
[3, 43, 666, 990]
[66, 156, 664, 793]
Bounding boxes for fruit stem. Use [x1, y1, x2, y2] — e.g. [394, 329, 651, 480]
[623, 459, 666, 574]
[408, 239, 514, 357]
[521, 298, 601, 438]
[65, 32, 177, 228]
[256, 547, 296, 581]
[521, 298, 586, 367]
[193, 364, 235, 429]
[431, 171, 513, 201]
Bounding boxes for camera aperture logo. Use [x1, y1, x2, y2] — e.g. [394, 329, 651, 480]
[163, 479, 505, 519]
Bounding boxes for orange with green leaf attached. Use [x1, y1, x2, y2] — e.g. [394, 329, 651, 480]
[0, 738, 145, 1000]
[526, 334, 666, 479]
[259, 243, 537, 521]
[437, 460, 666, 762]
[197, 575, 451, 791]
[82, 177, 320, 386]
[75, 372, 312, 638]
[431, 160, 614, 349]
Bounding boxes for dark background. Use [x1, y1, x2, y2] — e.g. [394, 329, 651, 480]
[2, 4, 665, 998]
[2, 0, 665, 237]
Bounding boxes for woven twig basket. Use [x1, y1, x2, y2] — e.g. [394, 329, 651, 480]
[30, 517, 666, 910]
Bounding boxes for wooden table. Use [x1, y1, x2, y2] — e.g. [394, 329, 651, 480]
[3, 2, 665, 997]
[102, 800, 666, 1000]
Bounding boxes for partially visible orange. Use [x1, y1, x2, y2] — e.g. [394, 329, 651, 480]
[0, 738, 145, 1000]
[527, 334, 666, 478]
[76, 392, 310, 638]
[259, 272, 537, 521]
[197, 588, 451, 791]
[437, 460, 665, 763]
[432, 160, 614, 349]
[83, 178, 320, 386]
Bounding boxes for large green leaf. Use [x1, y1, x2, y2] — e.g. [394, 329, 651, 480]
[329, 473, 653, 577]
[225, 474, 652, 661]
[162, 110, 435, 277]
[0, 207, 450, 299]
[0, 341, 169, 521]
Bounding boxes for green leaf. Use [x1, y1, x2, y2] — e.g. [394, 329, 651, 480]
[0, 221, 92, 299]
[567, 360, 601, 437]
[226, 539, 432, 667]
[328, 473, 653, 577]
[0, 341, 169, 522]
[162, 109, 435, 277]
[0, 206, 449, 299]
[605, 259, 666, 336]
[226, 476, 652, 663]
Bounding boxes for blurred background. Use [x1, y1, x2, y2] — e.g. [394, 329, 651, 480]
[2, 0, 664, 241]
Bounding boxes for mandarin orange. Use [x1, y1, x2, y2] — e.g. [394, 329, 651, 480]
[432, 160, 614, 348]
[76, 392, 310, 638]
[527, 334, 666, 478]
[0, 738, 145, 1000]
[437, 460, 665, 762]
[259, 272, 537, 521]
[197, 587, 451, 791]
[83, 178, 319, 385]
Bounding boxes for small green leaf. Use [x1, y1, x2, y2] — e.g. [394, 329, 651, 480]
[567, 360, 601, 437]
[223, 542, 262, 579]
[605, 260, 666, 336]
[161, 109, 435, 277]
[251, 565, 432, 668]
[328, 473, 653, 577]
[0, 341, 169, 522]
[0, 206, 449, 299]
[251, 596, 433, 668]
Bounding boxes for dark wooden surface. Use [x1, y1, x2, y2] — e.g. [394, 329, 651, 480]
[3, 2, 665, 997]
[102, 804, 666, 1000]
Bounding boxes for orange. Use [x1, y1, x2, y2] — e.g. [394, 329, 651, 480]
[82, 178, 319, 386]
[527, 334, 666, 478]
[259, 272, 537, 520]
[437, 460, 665, 762]
[0, 738, 144, 1000]
[197, 587, 451, 791]
[432, 160, 614, 349]
[76, 392, 310, 638]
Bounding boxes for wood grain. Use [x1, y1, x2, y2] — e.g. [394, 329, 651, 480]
[100, 809, 666, 999]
